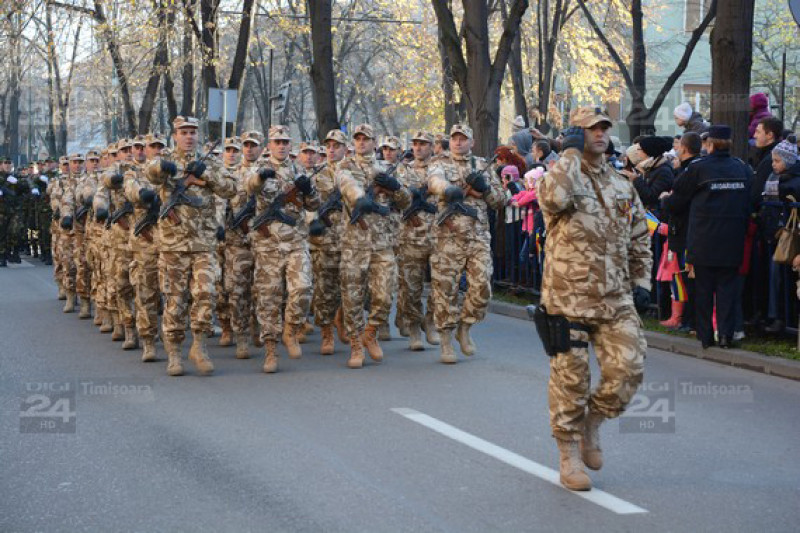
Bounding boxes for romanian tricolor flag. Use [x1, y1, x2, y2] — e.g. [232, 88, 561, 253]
[645, 211, 660, 236]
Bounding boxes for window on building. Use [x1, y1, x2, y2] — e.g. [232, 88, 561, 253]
[683, 83, 711, 118]
[684, 0, 712, 32]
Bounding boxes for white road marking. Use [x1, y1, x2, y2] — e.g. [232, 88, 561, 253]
[392, 407, 648, 515]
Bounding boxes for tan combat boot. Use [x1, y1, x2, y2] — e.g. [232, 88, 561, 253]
[218, 327, 233, 347]
[320, 325, 335, 355]
[262, 341, 279, 373]
[282, 323, 302, 359]
[378, 323, 391, 341]
[57, 284, 66, 300]
[296, 322, 308, 344]
[304, 320, 315, 334]
[396, 315, 409, 337]
[581, 410, 605, 471]
[122, 327, 139, 350]
[99, 310, 114, 333]
[250, 317, 263, 347]
[78, 298, 92, 319]
[111, 314, 125, 341]
[141, 336, 157, 362]
[455, 321, 476, 356]
[556, 439, 592, 491]
[164, 340, 183, 376]
[334, 308, 349, 344]
[439, 329, 458, 364]
[362, 325, 384, 362]
[93, 307, 104, 326]
[235, 333, 251, 359]
[347, 335, 365, 369]
[188, 332, 214, 375]
[424, 315, 440, 345]
[408, 323, 424, 351]
[62, 292, 76, 313]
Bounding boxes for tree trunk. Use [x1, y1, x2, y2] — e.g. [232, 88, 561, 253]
[138, 3, 170, 134]
[711, 0, 756, 159]
[308, 0, 340, 141]
[181, 3, 195, 116]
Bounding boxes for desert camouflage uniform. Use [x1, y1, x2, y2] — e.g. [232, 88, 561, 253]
[336, 153, 411, 337]
[94, 161, 138, 331]
[61, 169, 92, 303]
[427, 153, 504, 331]
[50, 171, 76, 293]
[146, 148, 236, 344]
[538, 148, 652, 441]
[245, 156, 319, 343]
[94, 170, 118, 326]
[78, 170, 104, 313]
[124, 161, 161, 342]
[397, 154, 437, 333]
[309, 160, 342, 328]
[225, 159, 258, 337]
[213, 163, 235, 337]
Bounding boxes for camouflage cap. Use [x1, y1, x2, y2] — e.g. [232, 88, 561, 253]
[378, 135, 401, 150]
[59, 156, 69, 165]
[132, 134, 147, 146]
[268, 125, 292, 141]
[241, 130, 264, 146]
[569, 106, 612, 129]
[317, 145, 327, 155]
[324, 129, 347, 145]
[69, 153, 85, 161]
[224, 136, 242, 151]
[86, 150, 101, 160]
[107, 143, 118, 154]
[116, 138, 133, 150]
[173, 115, 199, 130]
[145, 133, 166, 146]
[411, 130, 434, 144]
[450, 123, 473, 140]
[352, 123, 375, 140]
[299, 141, 318, 153]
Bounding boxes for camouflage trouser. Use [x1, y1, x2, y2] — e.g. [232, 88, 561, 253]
[311, 247, 341, 327]
[101, 242, 117, 314]
[52, 222, 62, 284]
[397, 243, 434, 329]
[253, 246, 312, 343]
[131, 248, 159, 339]
[215, 245, 231, 331]
[431, 236, 492, 331]
[0, 211, 8, 256]
[223, 243, 254, 335]
[37, 207, 52, 255]
[340, 247, 395, 337]
[113, 247, 135, 327]
[59, 231, 77, 292]
[549, 307, 647, 441]
[87, 237, 103, 309]
[159, 251, 218, 344]
[6, 210, 20, 250]
[74, 229, 91, 299]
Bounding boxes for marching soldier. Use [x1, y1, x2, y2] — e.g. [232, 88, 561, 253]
[426, 124, 505, 363]
[397, 130, 440, 350]
[32, 158, 56, 265]
[95, 144, 119, 334]
[245, 125, 319, 373]
[335, 124, 411, 368]
[536, 107, 652, 491]
[57, 154, 84, 312]
[146, 116, 236, 376]
[215, 136, 242, 347]
[308, 129, 348, 355]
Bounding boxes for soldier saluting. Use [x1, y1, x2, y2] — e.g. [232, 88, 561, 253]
[535, 107, 653, 491]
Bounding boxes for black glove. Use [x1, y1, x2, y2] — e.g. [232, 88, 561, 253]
[294, 174, 313, 195]
[444, 185, 465, 204]
[160, 160, 178, 177]
[465, 171, 488, 193]
[354, 196, 376, 215]
[84, 194, 94, 207]
[560, 126, 586, 153]
[257, 168, 275, 182]
[95, 208, 109, 222]
[109, 173, 124, 189]
[139, 188, 156, 205]
[309, 218, 326, 237]
[60, 215, 73, 230]
[506, 181, 523, 195]
[186, 160, 206, 179]
[215, 226, 225, 242]
[374, 172, 401, 192]
[54, 209, 61, 220]
[633, 286, 651, 313]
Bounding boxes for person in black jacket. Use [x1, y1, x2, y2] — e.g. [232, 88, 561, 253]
[661, 132, 703, 332]
[761, 137, 800, 333]
[624, 136, 674, 217]
[664, 125, 752, 349]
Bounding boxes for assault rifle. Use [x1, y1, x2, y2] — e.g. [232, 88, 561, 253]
[133, 196, 162, 243]
[109, 200, 134, 231]
[159, 140, 220, 224]
[402, 185, 436, 227]
[349, 150, 410, 228]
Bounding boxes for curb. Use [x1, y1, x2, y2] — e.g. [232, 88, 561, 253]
[488, 300, 800, 382]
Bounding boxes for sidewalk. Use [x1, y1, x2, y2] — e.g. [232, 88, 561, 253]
[488, 300, 800, 382]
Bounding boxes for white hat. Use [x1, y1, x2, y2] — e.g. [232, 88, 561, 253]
[512, 115, 526, 133]
[674, 102, 693, 122]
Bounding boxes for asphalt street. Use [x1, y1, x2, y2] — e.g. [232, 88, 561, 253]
[1, 258, 799, 532]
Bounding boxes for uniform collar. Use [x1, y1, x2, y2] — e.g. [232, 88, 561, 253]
[270, 156, 291, 167]
[451, 152, 472, 162]
[355, 153, 375, 164]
